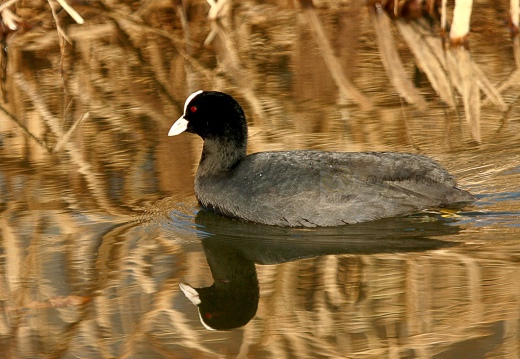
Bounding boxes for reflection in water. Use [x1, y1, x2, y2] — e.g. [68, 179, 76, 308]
[3, 204, 520, 357]
[181, 209, 457, 330]
[180, 238, 260, 331]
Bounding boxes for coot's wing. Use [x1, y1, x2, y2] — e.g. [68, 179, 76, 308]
[198, 151, 473, 227]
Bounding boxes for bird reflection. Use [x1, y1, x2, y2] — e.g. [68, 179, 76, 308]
[180, 237, 259, 331]
[180, 209, 462, 330]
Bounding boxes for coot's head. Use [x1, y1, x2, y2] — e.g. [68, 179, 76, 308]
[168, 91, 248, 145]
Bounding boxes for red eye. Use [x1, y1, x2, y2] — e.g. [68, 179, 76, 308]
[190, 106, 198, 113]
[205, 312, 212, 319]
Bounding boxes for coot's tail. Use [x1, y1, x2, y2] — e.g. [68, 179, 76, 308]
[444, 187, 476, 207]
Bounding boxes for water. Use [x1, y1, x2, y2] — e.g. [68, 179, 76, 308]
[1, 1, 520, 358]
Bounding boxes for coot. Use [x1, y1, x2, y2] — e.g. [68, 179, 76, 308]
[168, 90, 474, 227]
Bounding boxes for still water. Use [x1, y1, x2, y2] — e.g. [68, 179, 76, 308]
[1, 1, 520, 358]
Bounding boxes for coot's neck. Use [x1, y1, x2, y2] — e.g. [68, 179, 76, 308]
[198, 137, 247, 175]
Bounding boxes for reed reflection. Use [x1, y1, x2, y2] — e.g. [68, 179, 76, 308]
[180, 209, 461, 330]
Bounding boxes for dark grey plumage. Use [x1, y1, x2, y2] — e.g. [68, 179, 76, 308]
[169, 91, 474, 227]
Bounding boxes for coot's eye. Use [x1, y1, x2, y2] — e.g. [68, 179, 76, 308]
[190, 106, 198, 113]
[205, 312, 212, 319]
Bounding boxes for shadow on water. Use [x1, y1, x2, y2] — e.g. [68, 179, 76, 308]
[178, 209, 459, 330]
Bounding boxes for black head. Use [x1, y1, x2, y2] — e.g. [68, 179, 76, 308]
[169, 91, 248, 145]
